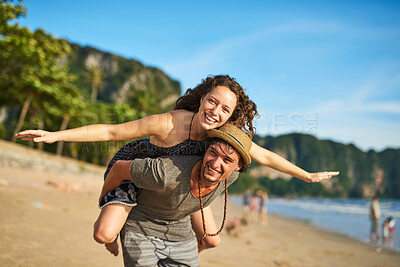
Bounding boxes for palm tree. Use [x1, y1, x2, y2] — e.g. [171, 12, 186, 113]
[87, 66, 104, 101]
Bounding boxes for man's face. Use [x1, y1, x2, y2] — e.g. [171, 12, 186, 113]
[201, 141, 242, 186]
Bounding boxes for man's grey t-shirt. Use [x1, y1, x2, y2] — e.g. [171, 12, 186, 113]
[126, 155, 239, 242]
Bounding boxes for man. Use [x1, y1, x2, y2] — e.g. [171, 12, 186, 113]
[370, 195, 381, 240]
[99, 123, 252, 267]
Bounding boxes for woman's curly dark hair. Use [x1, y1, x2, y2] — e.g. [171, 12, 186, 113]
[174, 75, 259, 137]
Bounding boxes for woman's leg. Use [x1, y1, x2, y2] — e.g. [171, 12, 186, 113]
[93, 203, 132, 256]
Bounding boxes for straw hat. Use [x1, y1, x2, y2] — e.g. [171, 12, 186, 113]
[207, 124, 252, 165]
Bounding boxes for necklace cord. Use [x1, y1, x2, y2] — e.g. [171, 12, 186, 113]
[197, 162, 228, 240]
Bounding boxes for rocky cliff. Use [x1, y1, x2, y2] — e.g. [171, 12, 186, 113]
[251, 134, 400, 198]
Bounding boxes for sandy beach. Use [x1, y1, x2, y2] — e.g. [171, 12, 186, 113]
[1, 140, 399, 267]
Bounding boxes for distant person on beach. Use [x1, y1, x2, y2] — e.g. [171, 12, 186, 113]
[250, 192, 260, 223]
[257, 190, 268, 226]
[15, 74, 339, 257]
[387, 217, 396, 235]
[225, 217, 248, 237]
[382, 216, 395, 247]
[242, 189, 251, 220]
[98, 124, 250, 266]
[370, 196, 381, 240]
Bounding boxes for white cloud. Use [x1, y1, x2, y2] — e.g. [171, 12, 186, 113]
[364, 102, 400, 114]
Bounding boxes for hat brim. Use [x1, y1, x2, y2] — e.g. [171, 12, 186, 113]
[207, 130, 251, 165]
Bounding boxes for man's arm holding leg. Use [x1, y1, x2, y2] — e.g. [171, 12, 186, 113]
[191, 206, 221, 253]
[99, 160, 133, 203]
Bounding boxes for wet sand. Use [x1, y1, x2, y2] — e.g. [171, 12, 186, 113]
[1, 141, 399, 266]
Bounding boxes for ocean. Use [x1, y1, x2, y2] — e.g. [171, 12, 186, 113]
[231, 196, 400, 252]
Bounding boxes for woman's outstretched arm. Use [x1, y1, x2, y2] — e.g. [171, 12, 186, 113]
[14, 112, 172, 143]
[250, 142, 339, 183]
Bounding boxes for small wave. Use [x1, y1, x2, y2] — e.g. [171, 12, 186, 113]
[269, 198, 400, 218]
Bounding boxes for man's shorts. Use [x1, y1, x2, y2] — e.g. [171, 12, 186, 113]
[120, 229, 199, 267]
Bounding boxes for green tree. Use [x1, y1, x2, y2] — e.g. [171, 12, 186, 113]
[0, 0, 25, 34]
[0, 0, 28, 119]
[44, 82, 82, 155]
[0, 1, 77, 141]
[128, 88, 158, 114]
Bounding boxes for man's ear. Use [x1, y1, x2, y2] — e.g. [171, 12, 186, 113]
[235, 162, 242, 171]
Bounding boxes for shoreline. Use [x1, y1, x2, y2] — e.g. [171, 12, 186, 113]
[269, 211, 400, 254]
[271, 212, 399, 254]
[257, 196, 400, 254]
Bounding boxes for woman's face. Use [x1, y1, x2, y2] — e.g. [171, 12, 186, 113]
[198, 86, 237, 130]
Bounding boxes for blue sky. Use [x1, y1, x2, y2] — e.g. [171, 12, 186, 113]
[18, 0, 400, 151]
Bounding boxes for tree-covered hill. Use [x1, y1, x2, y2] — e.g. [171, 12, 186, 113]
[66, 44, 181, 114]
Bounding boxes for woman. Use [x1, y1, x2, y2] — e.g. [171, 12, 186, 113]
[16, 75, 338, 256]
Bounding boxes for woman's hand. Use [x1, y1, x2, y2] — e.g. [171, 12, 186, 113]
[15, 130, 58, 143]
[304, 171, 340, 183]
